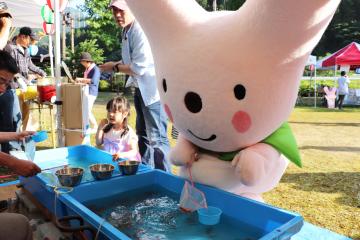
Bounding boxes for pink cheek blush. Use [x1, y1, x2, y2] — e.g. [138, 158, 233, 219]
[232, 111, 251, 133]
[164, 104, 173, 123]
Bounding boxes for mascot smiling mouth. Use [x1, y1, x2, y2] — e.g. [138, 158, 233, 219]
[188, 129, 217, 141]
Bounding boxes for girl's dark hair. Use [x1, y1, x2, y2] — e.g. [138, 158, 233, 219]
[103, 97, 131, 137]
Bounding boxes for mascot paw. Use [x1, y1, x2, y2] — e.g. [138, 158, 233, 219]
[170, 149, 198, 166]
[231, 148, 266, 186]
[170, 134, 199, 166]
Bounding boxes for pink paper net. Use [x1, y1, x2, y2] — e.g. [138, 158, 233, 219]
[179, 168, 207, 212]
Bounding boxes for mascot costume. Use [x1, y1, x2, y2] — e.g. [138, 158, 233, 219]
[126, 0, 341, 202]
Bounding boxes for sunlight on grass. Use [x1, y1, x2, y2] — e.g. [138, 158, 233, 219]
[265, 106, 360, 239]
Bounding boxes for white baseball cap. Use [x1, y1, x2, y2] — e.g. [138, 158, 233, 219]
[108, 0, 128, 10]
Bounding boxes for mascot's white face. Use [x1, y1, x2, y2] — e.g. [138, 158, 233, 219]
[126, 0, 340, 152]
[157, 27, 303, 152]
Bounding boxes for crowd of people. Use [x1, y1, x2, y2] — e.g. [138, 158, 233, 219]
[0, 1, 172, 238]
[0, 0, 172, 172]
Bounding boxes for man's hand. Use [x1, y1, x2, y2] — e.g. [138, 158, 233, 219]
[99, 62, 116, 72]
[11, 159, 41, 177]
[15, 131, 35, 141]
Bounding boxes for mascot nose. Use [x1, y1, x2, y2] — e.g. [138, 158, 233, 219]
[184, 92, 202, 113]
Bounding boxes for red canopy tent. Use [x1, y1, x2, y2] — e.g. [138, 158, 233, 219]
[318, 42, 360, 68]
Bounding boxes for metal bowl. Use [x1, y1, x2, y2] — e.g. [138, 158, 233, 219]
[89, 164, 114, 180]
[55, 167, 84, 187]
[118, 160, 139, 175]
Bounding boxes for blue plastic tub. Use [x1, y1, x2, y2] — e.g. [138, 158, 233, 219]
[197, 206, 222, 225]
[18, 145, 152, 216]
[19, 145, 304, 240]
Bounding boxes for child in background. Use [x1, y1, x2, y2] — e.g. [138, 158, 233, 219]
[95, 97, 140, 161]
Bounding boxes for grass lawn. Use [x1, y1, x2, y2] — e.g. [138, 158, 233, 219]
[2, 92, 359, 239]
[265, 107, 360, 239]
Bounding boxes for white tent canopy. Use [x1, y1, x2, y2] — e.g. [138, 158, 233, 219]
[6, 0, 44, 28]
[306, 55, 317, 66]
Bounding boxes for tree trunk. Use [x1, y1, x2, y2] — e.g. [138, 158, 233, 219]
[212, 0, 217, 11]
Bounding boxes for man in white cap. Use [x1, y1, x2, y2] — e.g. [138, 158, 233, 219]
[100, 0, 171, 172]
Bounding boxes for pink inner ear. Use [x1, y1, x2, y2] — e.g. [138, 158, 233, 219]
[232, 111, 251, 133]
[164, 104, 173, 123]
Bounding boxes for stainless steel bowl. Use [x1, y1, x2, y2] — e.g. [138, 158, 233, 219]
[118, 160, 139, 175]
[89, 164, 114, 180]
[55, 167, 84, 187]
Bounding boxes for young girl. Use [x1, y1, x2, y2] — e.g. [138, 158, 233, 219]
[96, 97, 140, 161]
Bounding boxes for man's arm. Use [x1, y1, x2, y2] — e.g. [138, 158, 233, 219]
[0, 131, 34, 143]
[127, 24, 154, 77]
[113, 62, 134, 75]
[28, 57, 46, 77]
[99, 60, 134, 75]
[0, 152, 41, 177]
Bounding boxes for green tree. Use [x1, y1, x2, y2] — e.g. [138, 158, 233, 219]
[82, 0, 121, 60]
[223, 0, 246, 10]
[79, 0, 357, 61]
[313, 0, 360, 56]
[196, 0, 245, 11]
[65, 39, 104, 77]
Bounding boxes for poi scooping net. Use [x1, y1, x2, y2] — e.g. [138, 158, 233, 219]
[179, 167, 207, 212]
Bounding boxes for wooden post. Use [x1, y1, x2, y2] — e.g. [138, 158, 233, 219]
[62, 13, 66, 59]
[212, 0, 217, 11]
[71, 16, 74, 54]
[55, 0, 64, 147]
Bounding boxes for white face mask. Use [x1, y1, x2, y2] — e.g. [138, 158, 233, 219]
[29, 44, 39, 56]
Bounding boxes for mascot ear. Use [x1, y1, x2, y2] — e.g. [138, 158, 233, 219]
[126, 0, 206, 45]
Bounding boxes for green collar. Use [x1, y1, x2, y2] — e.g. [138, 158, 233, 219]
[216, 122, 302, 167]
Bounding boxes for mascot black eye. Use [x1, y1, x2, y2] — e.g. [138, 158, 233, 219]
[162, 78, 167, 92]
[185, 92, 202, 113]
[234, 84, 246, 100]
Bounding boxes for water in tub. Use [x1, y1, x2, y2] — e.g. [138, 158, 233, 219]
[88, 186, 261, 240]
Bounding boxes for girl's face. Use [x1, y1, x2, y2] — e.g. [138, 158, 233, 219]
[107, 109, 128, 125]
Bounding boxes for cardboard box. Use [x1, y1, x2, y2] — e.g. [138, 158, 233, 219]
[64, 130, 90, 146]
[61, 84, 88, 129]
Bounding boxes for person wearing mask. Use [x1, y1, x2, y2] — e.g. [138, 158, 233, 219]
[5, 27, 46, 81]
[5, 27, 46, 130]
[100, 0, 171, 172]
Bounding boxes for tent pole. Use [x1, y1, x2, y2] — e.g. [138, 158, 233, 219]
[48, 35, 54, 77]
[334, 64, 337, 85]
[314, 64, 317, 108]
[54, 0, 64, 147]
